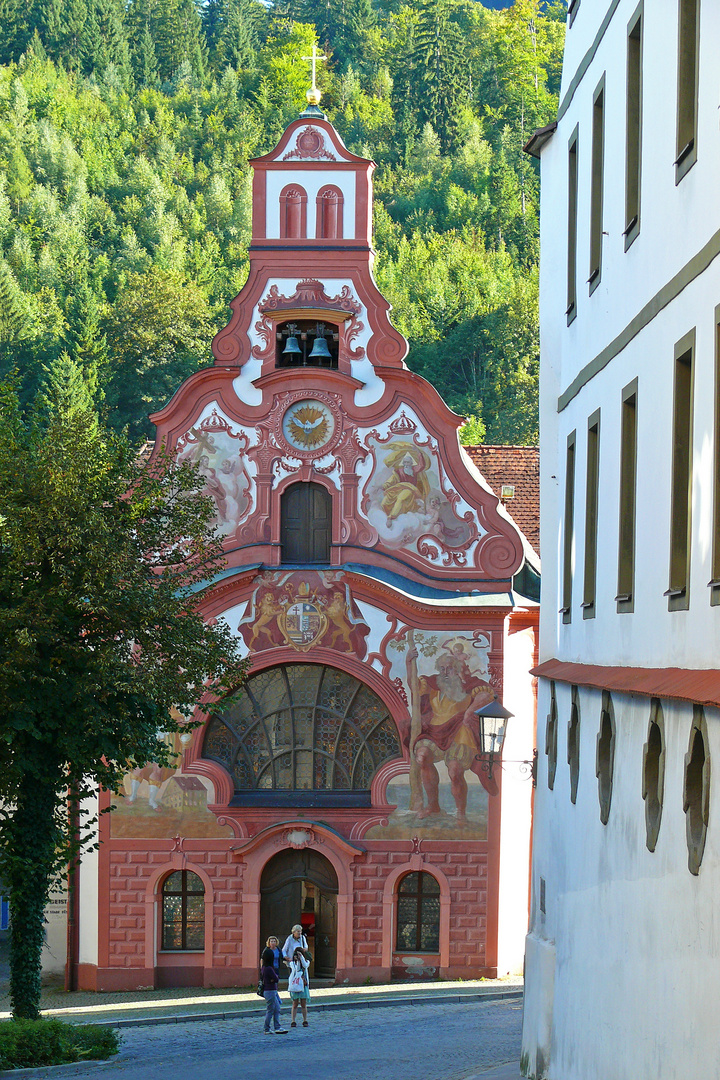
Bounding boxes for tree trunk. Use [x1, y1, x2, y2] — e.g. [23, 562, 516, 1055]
[7, 767, 62, 1020]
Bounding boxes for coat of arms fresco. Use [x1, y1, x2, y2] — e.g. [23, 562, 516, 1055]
[238, 570, 370, 656]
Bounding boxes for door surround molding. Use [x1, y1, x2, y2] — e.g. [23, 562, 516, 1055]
[233, 820, 362, 971]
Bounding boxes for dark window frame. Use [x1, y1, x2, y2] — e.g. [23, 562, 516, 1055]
[567, 127, 579, 324]
[588, 75, 605, 295]
[710, 305, 720, 604]
[642, 698, 665, 852]
[675, 0, 700, 184]
[596, 691, 616, 825]
[583, 410, 601, 618]
[617, 378, 638, 613]
[546, 681, 558, 791]
[161, 870, 205, 952]
[395, 871, 441, 953]
[624, 3, 643, 249]
[561, 431, 576, 623]
[568, 686, 581, 805]
[666, 330, 694, 611]
[684, 705, 710, 875]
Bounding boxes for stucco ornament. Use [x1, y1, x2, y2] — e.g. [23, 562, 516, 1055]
[282, 399, 335, 451]
[283, 828, 316, 849]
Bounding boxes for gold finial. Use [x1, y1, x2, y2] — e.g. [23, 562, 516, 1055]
[302, 44, 327, 106]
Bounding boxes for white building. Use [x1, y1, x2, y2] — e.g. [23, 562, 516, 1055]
[522, 2, 720, 1078]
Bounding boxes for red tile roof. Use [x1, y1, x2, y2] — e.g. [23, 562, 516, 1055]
[462, 445, 540, 558]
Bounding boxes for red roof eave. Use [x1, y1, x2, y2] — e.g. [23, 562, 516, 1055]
[532, 659, 720, 710]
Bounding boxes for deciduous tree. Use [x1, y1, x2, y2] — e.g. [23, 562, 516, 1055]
[0, 364, 247, 1019]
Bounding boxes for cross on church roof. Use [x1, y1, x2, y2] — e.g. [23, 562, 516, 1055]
[302, 44, 327, 106]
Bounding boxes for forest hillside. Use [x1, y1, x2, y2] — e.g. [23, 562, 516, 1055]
[0, 0, 565, 442]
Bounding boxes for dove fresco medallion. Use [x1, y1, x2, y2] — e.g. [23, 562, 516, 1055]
[282, 399, 336, 452]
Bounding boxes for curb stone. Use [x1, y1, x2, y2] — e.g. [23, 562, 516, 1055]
[108, 988, 523, 1028]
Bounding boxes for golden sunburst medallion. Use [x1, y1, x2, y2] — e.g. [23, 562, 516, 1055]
[282, 400, 335, 451]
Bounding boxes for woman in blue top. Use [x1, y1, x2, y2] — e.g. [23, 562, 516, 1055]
[260, 948, 287, 1035]
[265, 936, 285, 979]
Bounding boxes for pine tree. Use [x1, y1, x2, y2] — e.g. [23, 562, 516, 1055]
[408, 0, 468, 151]
[0, 262, 34, 373]
[133, 23, 161, 87]
[0, 0, 24, 64]
[62, 287, 108, 402]
[36, 352, 97, 421]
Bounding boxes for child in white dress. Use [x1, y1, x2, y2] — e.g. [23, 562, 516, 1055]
[287, 947, 310, 1028]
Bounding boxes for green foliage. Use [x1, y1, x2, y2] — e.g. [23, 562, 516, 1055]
[0, 370, 248, 1017]
[459, 413, 486, 445]
[0, 1019, 120, 1069]
[0, 0, 565, 443]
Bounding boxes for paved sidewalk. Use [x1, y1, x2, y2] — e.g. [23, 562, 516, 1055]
[0, 975, 523, 1029]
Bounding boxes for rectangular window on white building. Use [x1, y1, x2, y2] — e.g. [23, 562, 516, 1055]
[617, 380, 637, 613]
[624, 5, 643, 250]
[675, 0, 700, 183]
[583, 410, 600, 619]
[666, 331, 694, 610]
[567, 128, 579, 324]
[711, 308, 720, 605]
[588, 76, 605, 294]
[562, 431, 576, 624]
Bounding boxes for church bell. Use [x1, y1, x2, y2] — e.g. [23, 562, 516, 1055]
[282, 333, 302, 357]
[308, 325, 332, 360]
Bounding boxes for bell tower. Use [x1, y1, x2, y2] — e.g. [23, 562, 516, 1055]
[209, 94, 409, 408]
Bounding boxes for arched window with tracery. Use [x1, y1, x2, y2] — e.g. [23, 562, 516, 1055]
[396, 872, 441, 952]
[202, 663, 401, 807]
[161, 870, 204, 951]
[280, 184, 307, 238]
[316, 185, 344, 239]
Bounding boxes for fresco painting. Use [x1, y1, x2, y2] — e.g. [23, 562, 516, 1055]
[367, 629, 494, 840]
[237, 570, 370, 656]
[110, 731, 232, 839]
[362, 431, 476, 556]
[176, 408, 254, 536]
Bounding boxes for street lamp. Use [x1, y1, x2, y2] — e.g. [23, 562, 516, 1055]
[475, 696, 513, 780]
[475, 696, 537, 786]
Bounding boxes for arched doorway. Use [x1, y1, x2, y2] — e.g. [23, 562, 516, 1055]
[260, 849, 338, 979]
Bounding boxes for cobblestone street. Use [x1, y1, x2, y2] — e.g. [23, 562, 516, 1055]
[25, 999, 522, 1080]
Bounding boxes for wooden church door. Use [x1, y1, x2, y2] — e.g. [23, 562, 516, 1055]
[280, 482, 331, 563]
[259, 849, 338, 978]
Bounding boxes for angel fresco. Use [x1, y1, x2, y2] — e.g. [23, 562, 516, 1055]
[175, 411, 253, 536]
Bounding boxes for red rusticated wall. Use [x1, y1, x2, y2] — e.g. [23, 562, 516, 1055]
[82, 835, 495, 991]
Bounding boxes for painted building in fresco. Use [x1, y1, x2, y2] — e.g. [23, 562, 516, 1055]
[72, 97, 539, 991]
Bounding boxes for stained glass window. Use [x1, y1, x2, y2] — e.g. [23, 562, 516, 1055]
[203, 664, 401, 806]
[396, 872, 441, 953]
[161, 870, 205, 951]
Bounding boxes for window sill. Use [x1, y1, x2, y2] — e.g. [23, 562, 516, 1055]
[623, 217, 640, 251]
[675, 143, 697, 185]
[158, 950, 205, 955]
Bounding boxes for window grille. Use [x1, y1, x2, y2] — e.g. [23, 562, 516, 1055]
[396, 872, 441, 952]
[203, 664, 401, 806]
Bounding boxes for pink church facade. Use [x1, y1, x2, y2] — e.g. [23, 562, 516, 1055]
[73, 105, 538, 992]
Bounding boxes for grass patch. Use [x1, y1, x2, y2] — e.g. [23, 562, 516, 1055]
[0, 1018, 121, 1070]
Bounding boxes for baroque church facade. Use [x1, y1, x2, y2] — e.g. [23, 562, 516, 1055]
[72, 101, 538, 991]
